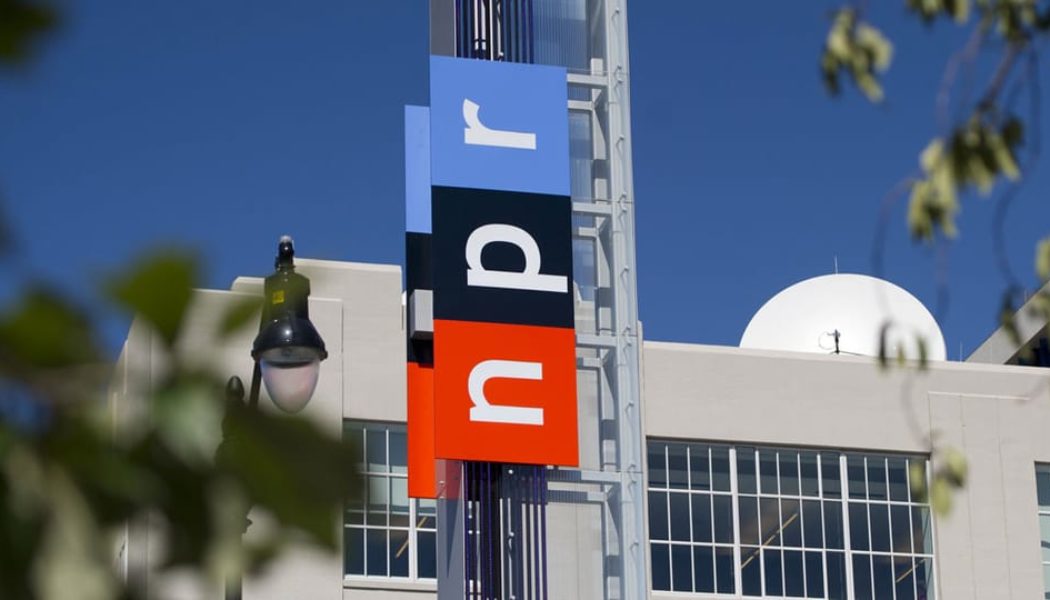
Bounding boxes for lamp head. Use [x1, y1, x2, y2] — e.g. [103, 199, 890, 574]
[275, 235, 295, 270]
[254, 235, 327, 413]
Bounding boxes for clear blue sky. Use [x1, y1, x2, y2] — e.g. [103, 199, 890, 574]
[2, 1, 1048, 359]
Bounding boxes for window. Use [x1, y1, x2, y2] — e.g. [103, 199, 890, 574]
[344, 421, 436, 580]
[1035, 464, 1050, 598]
[647, 441, 935, 599]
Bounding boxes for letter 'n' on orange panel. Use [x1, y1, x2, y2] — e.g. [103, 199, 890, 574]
[433, 319, 578, 466]
[407, 362, 437, 499]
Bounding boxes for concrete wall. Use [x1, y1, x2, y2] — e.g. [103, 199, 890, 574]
[644, 341, 1050, 600]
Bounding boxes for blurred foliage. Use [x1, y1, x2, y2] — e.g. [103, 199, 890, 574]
[907, 0, 972, 24]
[826, 0, 1050, 516]
[0, 0, 56, 66]
[106, 252, 198, 347]
[909, 447, 968, 514]
[875, 321, 930, 370]
[908, 114, 1022, 240]
[1, 11, 359, 599]
[821, 8, 894, 102]
[823, 0, 1047, 245]
[0, 252, 359, 600]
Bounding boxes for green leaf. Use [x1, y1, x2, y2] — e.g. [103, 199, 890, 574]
[219, 296, 262, 338]
[1001, 117, 1024, 148]
[152, 376, 224, 466]
[920, 139, 944, 172]
[989, 129, 1020, 180]
[106, 251, 197, 347]
[877, 321, 891, 368]
[820, 51, 841, 96]
[34, 471, 118, 600]
[820, 9, 891, 103]
[908, 182, 935, 241]
[855, 72, 884, 103]
[219, 408, 359, 547]
[856, 24, 893, 71]
[931, 162, 959, 236]
[0, 0, 57, 65]
[827, 10, 854, 57]
[1029, 291, 1050, 323]
[916, 334, 929, 369]
[909, 462, 928, 502]
[942, 447, 968, 486]
[965, 151, 995, 194]
[1037, 238, 1050, 281]
[949, 0, 971, 22]
[0, 288, 97, 369]
[999, 291, 1021, 347]
[929, 476, 953, 515]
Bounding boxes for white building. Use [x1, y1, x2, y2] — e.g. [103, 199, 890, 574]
[112, 257, 1050, 599]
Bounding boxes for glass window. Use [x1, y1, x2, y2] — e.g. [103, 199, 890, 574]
[647, 441, 936, 598]
[738, 447, 758, 494]
[1035, 464, 1050, 598]
[344, 421, 435, 581]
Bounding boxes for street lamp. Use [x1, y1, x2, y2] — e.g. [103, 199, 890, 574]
[222, 235, 327, 600]
[231, 235, 328, 414]
[251, 235, 328, 413]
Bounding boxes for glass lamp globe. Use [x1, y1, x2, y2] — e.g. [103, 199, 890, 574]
[252, 315, 327, 414]
[258, 346, 323, 413]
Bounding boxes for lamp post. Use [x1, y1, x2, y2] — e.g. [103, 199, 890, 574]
[221, 235, 328, 600]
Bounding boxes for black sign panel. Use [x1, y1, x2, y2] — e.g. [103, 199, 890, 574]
[432, 185, 573, 329]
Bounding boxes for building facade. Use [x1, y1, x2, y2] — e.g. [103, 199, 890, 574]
[112, 257, 1050, 599]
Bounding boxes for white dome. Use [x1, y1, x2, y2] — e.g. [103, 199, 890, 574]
[740, 273, 947, 361]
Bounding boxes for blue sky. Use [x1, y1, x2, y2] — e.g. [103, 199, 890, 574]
[1, 1, 1048, 359]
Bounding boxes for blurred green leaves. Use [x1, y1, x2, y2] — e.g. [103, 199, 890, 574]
[0, 289, 98, 371]
[0, 249, 358, 600]
[0, 0, 56, 66]
[908, 115, 1022, 241]
[823, 0, 1050, 525]
[821, 8, 893, 102]
[217, 402, 358, 548]
[910, 447, 968, 515]
[907, 0, 972, 24]
[1, 7, 359, 597]
[106, 252, 197, 347]
[219, 296, 263, 338]
[1036, 237, 1050, 282]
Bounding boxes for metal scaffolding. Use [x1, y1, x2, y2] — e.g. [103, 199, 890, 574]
[430, 1, 645, 598]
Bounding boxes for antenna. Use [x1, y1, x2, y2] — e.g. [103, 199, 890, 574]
[834, 256, 839, 274]
[741, 273, 948, 361]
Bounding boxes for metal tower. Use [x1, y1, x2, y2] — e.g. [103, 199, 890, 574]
[430, 1, 645, 598]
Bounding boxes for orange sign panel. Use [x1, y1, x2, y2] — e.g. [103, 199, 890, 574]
[406, 362, 437, 498]
[433, 319, 578, 466]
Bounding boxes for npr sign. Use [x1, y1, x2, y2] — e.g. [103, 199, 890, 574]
[426, 56, 578, 467]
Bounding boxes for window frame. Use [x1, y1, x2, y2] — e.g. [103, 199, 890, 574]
[646, 441, 937, 599]
[343, 420, 436, 583]
[1034, 463, 1050, 598]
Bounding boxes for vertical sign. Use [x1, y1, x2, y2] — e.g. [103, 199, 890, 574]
[404, 105, 439, 499]
[428, 56, 578, 467]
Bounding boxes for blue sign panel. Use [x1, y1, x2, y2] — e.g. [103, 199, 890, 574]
[429, 56, 569, 196]
[404, 105, 432, 234]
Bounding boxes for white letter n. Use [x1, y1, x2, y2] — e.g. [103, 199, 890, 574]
[468, 360, 544, 425]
